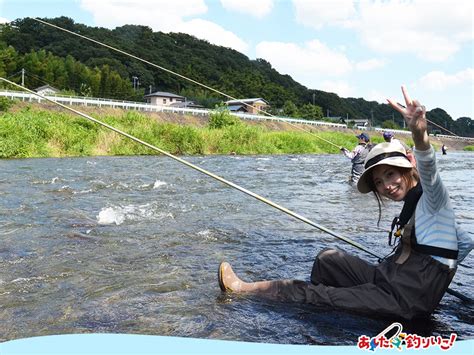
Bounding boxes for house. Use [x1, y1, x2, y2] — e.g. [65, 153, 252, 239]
[224, 98, 269, 114]
[144, 91, 186, 106]
[35, 85, 59, 95]
[352, 119, 369, 127]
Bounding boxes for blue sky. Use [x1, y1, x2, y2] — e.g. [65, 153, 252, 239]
[1, 0, 472, 120]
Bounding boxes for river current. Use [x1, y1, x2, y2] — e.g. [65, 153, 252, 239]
[0, 152, 472, 344]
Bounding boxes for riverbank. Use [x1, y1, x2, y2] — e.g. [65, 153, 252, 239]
[0, 102, 469, 159]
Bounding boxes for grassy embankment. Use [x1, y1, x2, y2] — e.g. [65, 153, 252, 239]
[1, 104, 404, 159]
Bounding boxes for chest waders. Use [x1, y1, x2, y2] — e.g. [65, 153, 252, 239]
[296, 184, 458, 319]
[351, 144, 372, 182]
[389, 183, 459, 264]
[219, 184, 459, 320]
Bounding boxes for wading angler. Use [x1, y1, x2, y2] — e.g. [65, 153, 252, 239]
[218, 86, 473, 320]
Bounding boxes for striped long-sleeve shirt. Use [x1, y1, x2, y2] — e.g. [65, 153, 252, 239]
[414, 146, 472, 267]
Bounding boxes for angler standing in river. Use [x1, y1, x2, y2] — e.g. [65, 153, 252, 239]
[383, 131, 416, 167]
[340, 132, 372, 183]
[442, 144, 448, 155]
[218, 86, 472, 320]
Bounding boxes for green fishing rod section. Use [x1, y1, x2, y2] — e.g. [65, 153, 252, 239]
[1, 79, 471, 304]
[0, 100, 404, 159]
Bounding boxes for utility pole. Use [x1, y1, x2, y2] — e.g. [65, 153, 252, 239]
[132, 76, 138, 91]
[149, 85, 152, 94]
[21, 68, 25, 87]
[312, 92, 315, 106]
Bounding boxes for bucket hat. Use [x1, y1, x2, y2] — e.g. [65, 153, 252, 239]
[357, 142, 413, 193]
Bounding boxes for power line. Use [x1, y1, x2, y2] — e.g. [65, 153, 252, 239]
[31, 17, 343, 149]
[2, 76, 470, 303]
[0, 77, 380, 259]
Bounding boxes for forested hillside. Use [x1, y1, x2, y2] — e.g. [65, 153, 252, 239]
[0, 17, 472, 136]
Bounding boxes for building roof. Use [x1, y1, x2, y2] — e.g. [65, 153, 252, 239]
[225, 98, 268, 105]
[35, 85, 59, 92]
[144, 91, 185, 99]
[227, 104, 248, 112]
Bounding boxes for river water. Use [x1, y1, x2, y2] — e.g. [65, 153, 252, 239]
[0, 152, 472, 344]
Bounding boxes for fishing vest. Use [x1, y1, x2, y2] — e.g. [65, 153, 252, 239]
[351, 143, 372, 165]
[389, 183, 459, 265]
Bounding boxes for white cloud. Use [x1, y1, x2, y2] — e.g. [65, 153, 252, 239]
[355, 0, 472, 62]
[293, 0, 355, 29]
[292, 0, 473, 62]
[355, 58, 386, 71]
[255, 39, 353, 87]
[220, 0, 273, 18]
[417, 68, 474, 90]
[80, 0, 208, 30]
[0, 17, 9, 24]
[79, 0, 249, 54]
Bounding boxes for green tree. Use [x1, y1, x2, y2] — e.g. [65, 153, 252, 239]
[454, 117, 473, 137]
[299, 103, 323, 121]
[0, 42, 18, 78]
[381, 120, 400, 130]
[283, 100, 299, 118]
[1, 17, 470, 125]
[426, 108, 453, 134]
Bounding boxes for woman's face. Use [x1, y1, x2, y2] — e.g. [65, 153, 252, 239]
[372, 164, 411, 201]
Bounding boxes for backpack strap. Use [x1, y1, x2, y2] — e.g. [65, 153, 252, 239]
[395, 214, 459, 264]
[395, 216, 414, 264]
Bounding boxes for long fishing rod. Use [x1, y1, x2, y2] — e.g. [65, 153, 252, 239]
[31, 17, 342, 150]
[0, 77, 377, 258]
[35, 17, 461, 146]
[27, 18, 461, 147]
[396, 103, 459, 137]
[9, 20, 471, 301]
[33, 17, 461, 143]
[427, 120, 458, 137]
[2, 78, 470, 303]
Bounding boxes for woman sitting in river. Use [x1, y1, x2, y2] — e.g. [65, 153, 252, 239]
[218, 86, 472, 320]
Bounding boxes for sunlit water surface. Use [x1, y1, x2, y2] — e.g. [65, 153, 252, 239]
[0, 152, 472, 344]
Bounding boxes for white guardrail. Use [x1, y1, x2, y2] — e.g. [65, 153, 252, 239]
[0, 89, 347, 128]
[1, 90, 473, 141]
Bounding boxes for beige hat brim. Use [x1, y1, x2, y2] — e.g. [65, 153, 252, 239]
[357, 156, 413, 193]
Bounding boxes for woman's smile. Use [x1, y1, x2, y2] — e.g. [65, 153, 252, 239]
[372, 165, 407, 201]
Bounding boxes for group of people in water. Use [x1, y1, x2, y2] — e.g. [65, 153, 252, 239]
[341, 127, 449, 184]
[342, 130, 416, 183]
[217, 86, 472, 320]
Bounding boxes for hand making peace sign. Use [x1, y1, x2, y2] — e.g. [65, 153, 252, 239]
[387, 86, 430, 150]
